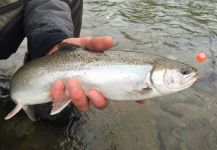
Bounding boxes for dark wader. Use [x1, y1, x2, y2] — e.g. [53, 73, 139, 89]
[0, 0, 26, 59]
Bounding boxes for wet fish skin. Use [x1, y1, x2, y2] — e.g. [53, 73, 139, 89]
[6, 47, 198, 120]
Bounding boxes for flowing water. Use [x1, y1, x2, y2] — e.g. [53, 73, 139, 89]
[0, 0, 217, 149]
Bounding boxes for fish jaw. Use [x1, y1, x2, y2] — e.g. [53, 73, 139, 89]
[181, 72, 198, 85]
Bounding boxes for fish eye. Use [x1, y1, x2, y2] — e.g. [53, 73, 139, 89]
[180, 68, 190, 75]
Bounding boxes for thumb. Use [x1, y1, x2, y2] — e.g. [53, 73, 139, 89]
[62, 36, 113, 52]
[86, 36, 113, 52]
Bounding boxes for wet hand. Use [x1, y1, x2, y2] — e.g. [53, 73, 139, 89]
[48, 36, 112, 112]
[48, 36, 113, 55]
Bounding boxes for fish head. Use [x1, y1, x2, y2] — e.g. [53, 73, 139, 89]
[151, 60, 198, 94]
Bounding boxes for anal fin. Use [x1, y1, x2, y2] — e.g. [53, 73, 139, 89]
[23, 106, 36, 121]
[50, 97, 71, 115]
[50, 99, 71, 115]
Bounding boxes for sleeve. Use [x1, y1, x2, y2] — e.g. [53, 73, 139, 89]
[24, 0, 82, 59]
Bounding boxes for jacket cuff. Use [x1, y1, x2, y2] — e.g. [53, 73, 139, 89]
[28, 32, 70, 59]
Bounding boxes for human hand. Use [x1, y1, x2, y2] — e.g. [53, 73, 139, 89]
[47, 36, 113, 55]
[48, 36, 113, 112]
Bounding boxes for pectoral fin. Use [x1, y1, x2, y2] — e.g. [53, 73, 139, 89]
[50, 99, 71, 115]
[133, 83, 153, 95]
[136, 99, 148, 104]
[5, 104, 23, 120]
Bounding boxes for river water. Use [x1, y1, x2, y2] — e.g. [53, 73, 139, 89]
[0, 0, 217, 149]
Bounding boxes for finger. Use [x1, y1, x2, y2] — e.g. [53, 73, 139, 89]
[50, 80, 65, 102]
[47, 44, 59, 55]
[136, 100, 147, 104]
[88, 89, 107, 109]
[66, 78, 89, 112]
[62, 36, 92, 47]
[47, 36, 92, 55]
[88, 36, 113, 52]
[62, 36, 113, 52]
[48, 36, 113, 55]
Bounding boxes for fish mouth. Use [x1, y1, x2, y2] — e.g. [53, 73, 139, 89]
[181, 72, 198, 85]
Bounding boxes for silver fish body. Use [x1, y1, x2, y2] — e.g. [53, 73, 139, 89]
[10, 48, 198, 106]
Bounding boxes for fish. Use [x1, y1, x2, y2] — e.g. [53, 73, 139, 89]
[5, 45, 198, 121]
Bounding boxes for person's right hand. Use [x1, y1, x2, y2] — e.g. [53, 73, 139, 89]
[49, 36, 112, 112]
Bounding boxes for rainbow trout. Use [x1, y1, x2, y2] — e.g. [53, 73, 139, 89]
[5, 47, 198, 121]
